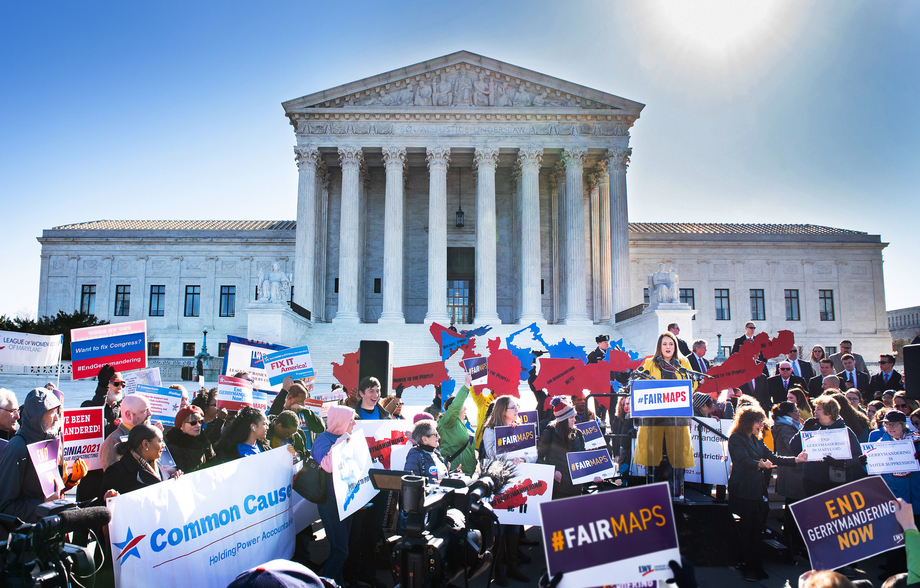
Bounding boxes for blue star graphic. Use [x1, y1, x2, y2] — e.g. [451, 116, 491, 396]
[113, 527, 145, 563]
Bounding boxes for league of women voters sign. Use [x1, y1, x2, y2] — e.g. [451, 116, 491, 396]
[108, 447, 295, 588]
[70, 320, 147, 379]
[0, 330, 62, 366]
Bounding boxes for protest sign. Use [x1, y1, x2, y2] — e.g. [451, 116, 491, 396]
[630, 380, 692, 418]
[251, 390, 270, 413]
[392, 361, 450, 391]
[331, 433, 379, 520]
[519, 410, 540, 437]
[62, 407, 105, 471]
[861, 440, 920, 475]
[495, 424, 538, 461]
[684, 418, 732, 485]
[567, 448, 617, 484]
[123, 367, 162, 396]
[358, 421, 412, 470]
[575, 419, 605, 450]
[221, 335, 288, 393]
[71, 320, 147, 379]
[262, 345, 315, 387]
[801, 428, 852, 461]
[0, 330, 62, 367]
[134, 385, 183, 426]
[27, 438, 64, 498]
[490, 463, 555, 526]
[313, 389, 348, 403]
[790, 476, 903, 571]
[109, 447, 295, 588]
[216, 375, 254, 411]
[461, 357, 489, 387]
[539, 482, 680, 587]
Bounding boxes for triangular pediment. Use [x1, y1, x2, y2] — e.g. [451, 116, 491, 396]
[282, 51, 645, 114]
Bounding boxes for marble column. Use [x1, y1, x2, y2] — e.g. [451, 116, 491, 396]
[473, 147, 500, 325]
[313, 161, 329, 322]
[587, 171, 600, 322]
[424, 147, 450, 324]
[333, 146, 363, 323]
[379, 146, 407, 324]
[518, 147, 545, 324]
[293, 146, 320, 316]
[552, 161, 567, 322]
[607, 147, 632, 323]
[562, 148, 591, 325]
[596, 160, 613, 323]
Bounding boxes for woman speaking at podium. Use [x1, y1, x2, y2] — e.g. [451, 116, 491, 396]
[634, 332, 696, 497]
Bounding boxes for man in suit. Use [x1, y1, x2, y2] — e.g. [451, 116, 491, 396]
[668, 323, 691, 358]
[766, 361, 808, 408]
[775, 347, 815, 382]
[731, 322, 757, 356]
[740, 363, 771, 411]
[837, 354, 870, 399]
[687, 340, 710, 374]
[829, 340, 868, 373]
[809, 359, 836, 398]
[867, 353, 904, 400]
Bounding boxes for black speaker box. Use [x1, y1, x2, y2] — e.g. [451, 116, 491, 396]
[358, 340, 394, 392]
[904, 344, 920, 400]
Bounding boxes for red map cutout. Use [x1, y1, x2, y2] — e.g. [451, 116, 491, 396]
[486, 338, 525, 397]
[697, 330, 795, 396]
[366, 430, 409, 470]
[392, 361, 449, 391]
[491, 477, 548, 509]
[332, 349, 360, 392]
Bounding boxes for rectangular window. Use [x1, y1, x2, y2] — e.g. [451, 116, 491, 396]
[149, 285, 165, 317]
[182, 342, 195, 357]
[826, 346, 837, 356]
[373, 278, 381, 294]
[784, 289, 800, 321]
[714, 288, 731, 320]
[819, 289, 835, 321]
[643, 288, 650, 304]
[219, 285, 236, 317]
[679, 288, 695, 320]
[334, 278, 339, 294]
[184, 285, 200, 317]
[147, 342, 160, 357]
[80, 285, 96, 315]
[749, 289, 765, 321]
[114, 285, 130, 316]
[218, 343, 227, 357]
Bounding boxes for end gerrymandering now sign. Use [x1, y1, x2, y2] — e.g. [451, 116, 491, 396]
[630, 380, 692, 418]
[539, 482, 680, 587]
[71, 321, 147, 380]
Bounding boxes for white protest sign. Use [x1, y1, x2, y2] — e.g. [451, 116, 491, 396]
[331, 433, 379, 520]
[801, 428, 852, 461]
[262, 345, 316, 388]
[217, 375, 254, 411]
[861, 440, 920, 475]
[108, 447, 295, 588]
[223, 339, 287, 393]
[490, 462, 555, 526]
[684, 418, 732, 485]
[134, 385, 183, 426]
[0, 330, 62, 367]
[357, 421, 412, 470]
[123, 367, 162, 396]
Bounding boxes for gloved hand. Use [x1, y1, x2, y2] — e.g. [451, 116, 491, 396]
[667, 557, 698, 588]
[858, 454, 868, 466]
[538, 571, 563, 588]
[823, 455, 846, 469]
[628, 428, 639, 439]
[63, 458, 88, 491]
[801, 418, 820, 432]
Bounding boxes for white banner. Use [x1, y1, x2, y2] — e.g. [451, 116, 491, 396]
[684, 418, 732, 485]
[223, 341, 286, 393]
[331, 433, 379, 520]
[0, 330, 62, 367]
[489, 462, 555, 525]
[123, 367, 162, 396]
[861, 440, 920, 475]
[108, 447, 295, 588]
[801, 428, 852, 461]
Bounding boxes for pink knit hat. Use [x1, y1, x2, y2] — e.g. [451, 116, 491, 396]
[413, 411, 436, 424]
[326, 405, 356, 435]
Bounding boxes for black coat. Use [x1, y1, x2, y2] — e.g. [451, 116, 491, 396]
[774, 359, 815, 382]
[687, 354, 710, 374]
[538, 423, 586, 498]
[727, 433, 795, 511]
[766, 375, 808, 408]
[808, 375, 826, 398]
[676, 337, 691, 359]
[731, 335, 754, 356]
[836, 370, 870, 395]
[867, 370, 904, 399]
[102, 453, 164, 495]
[165, 428, 215, 474]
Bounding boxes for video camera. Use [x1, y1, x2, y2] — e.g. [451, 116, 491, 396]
[376, 459, 515, 588]
[0, 500, 111, 588]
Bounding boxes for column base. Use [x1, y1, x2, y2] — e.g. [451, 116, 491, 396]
[378, 312, 406, 325]
[562, 313, 593, 326]
[517, 314, 547, 326]
[332, 311, 361, 324]
[473, 313, 500, 326]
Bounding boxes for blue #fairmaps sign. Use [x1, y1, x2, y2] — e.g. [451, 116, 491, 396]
[630, 380, 692, 418]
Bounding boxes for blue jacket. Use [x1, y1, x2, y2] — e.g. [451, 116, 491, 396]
[867, 429, 920, 514]
[404, 445, 447, 483]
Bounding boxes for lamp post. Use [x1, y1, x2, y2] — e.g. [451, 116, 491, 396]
[715, 333, 726, 364]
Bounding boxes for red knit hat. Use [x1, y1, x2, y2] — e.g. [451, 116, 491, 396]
[551, 397, 576, 422]
[174, 405, 204, 428]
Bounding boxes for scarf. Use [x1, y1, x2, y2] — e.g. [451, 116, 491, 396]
[776, 415, 802, 431]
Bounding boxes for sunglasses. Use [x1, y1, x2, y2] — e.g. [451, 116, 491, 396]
[780, 368, 792, 371]
[185, 418, 202, 425]
[111, 382, 125, 388]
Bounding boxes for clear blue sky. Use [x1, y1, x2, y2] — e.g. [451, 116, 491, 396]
[2, 0, 918, 317]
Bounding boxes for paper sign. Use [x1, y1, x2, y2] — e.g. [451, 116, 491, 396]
[134, 385, 183, 426]
[490, 463, 555, 526]
[331, 433, 379, 520]
[221, 335, 289, 393]
[359, 421, 412, 470]
[313, 389, 348, 403]
[495, 424, 538, 461]
[216, 375, 254, 411]
[539, 482, 680, 587]
[861, 440, 920, 475]
[251, 390, 270, 413]
[567, 448, 617, 484]
[123, 367, 162, 396]
[518, 410, 540, 433]
[27, 438, 64, 498]
[62, 407, 105, 471]
[262, 345, 316, 387]
[790, 477, 903, 571]
[801, 428, 852, 461]
[462, 357, 489, 387]
[630, 380, 692, 418]
[70, 320, 147, 380]
[684, 418, 732, 485]
[574, 419, 606, 450]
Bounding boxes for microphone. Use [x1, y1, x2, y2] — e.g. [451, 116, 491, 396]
[653, 355, 664, 367]
[56, 506, 113, 533]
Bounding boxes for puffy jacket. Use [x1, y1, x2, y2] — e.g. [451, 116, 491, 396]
[866, 429, 920, 514]
[404, 445, 447, 482]
[165, 427, 216, 473]
[538, 422, 586, 497]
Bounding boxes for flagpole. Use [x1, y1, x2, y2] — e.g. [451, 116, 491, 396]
[55, 335, 63, 390]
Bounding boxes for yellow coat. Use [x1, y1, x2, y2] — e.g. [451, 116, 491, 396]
[470, 385, 494, 452]
[634, 356, 696, 469]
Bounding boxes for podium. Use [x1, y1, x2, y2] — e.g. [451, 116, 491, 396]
[631, 379, 694, 500]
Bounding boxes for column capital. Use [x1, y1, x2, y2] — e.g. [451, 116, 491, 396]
[605, 147, 632, 172]
[473, 147, 500, 170]
[585, 171, 599, 191]
[382, 146, 407, 171]
[317, 160, 330, 188]
[561, 148, 588, 171]
[426, 146, 451, 171]
[595, 159, 609, 175]
[294, 146, 321, 172]
[338, 146, 364, 170]
[517, 147, 544, 170]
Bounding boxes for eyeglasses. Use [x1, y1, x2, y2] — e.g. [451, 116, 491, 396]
[425, 432, 440, 438]
[1, 406, 19, 414]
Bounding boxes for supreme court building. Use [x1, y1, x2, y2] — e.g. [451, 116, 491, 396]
[34, 52, 894, 375]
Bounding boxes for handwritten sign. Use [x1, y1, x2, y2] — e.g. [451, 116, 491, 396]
[567, 448, 617, 484]
[861, 440, 920, 475]
[495, 424, 538, 461]
[490, 462, 555, 525]
[575, 419, 606, 450]
[62, 407, 105, 471]
[630, 380, 692, 418]
[801, 428, 852, 461]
